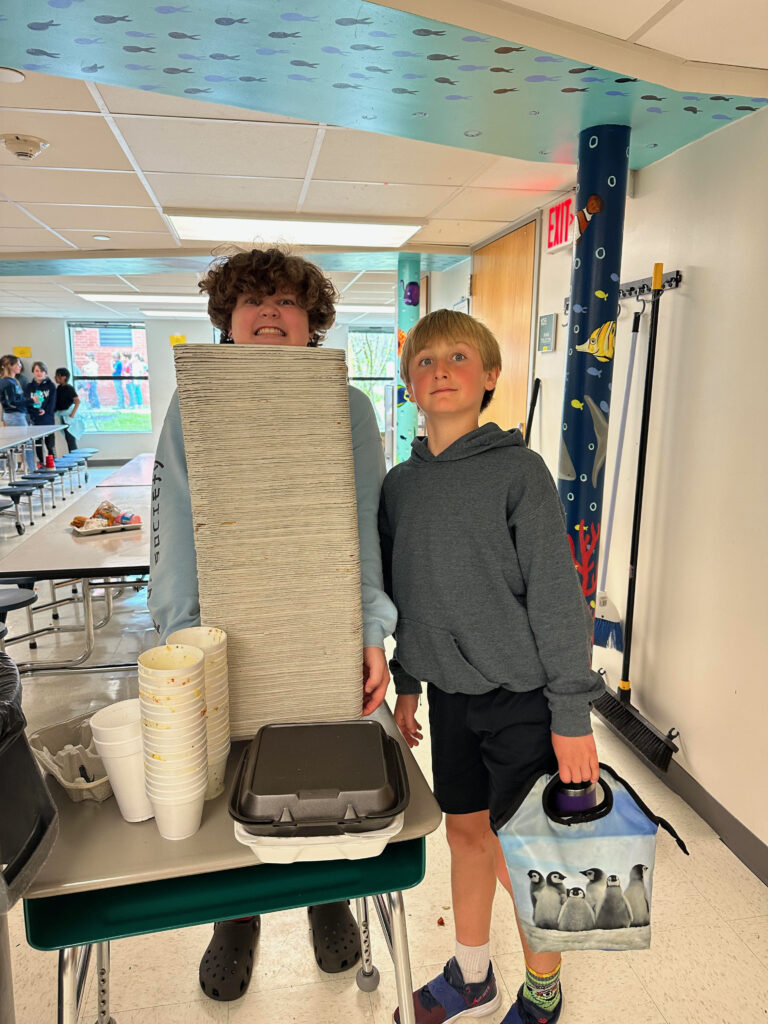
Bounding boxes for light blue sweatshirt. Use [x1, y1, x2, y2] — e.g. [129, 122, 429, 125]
[148, 386, 397, 648]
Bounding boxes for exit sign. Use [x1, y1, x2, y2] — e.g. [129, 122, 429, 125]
[546, 197, 574, 253]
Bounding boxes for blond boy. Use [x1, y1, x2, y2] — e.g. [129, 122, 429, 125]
[379, 310, 602, 1024]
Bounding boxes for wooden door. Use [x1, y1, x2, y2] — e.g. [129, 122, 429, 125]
[472, 220, 536, 432]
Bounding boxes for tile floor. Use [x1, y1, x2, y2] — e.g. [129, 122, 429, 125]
[3, 469, 767, 1024]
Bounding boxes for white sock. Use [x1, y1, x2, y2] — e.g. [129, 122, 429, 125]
[454, 941, 490, 984]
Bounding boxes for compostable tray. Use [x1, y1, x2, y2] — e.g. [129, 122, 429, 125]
[229, 720, 409, 837]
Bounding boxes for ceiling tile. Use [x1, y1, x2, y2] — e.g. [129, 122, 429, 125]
[0, 111, 133, 171]
[115, 116, 319, 177]
[22, 205, 168, 232]
[315, 128, 496, 186]
[145, 172, 303, 212]
[495, 0, 664, 39]
[98, 84, 314, 123]
[410, 220, 511, 245]
[0, 70, 100, 114]
[436, 188, 558, 220]
[469, 156, 575, 191]
[57, 230, 177, 249]
[0, 226, 72, 248]
[636, 0, 768, 69]
[0, 203, 41, 229]
[302, 181, 456, 217]
[0, 167, 152, 206]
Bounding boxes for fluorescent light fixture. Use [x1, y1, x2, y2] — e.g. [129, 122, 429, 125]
[336, 305, 395, 315]
[77, 293, 206, 304]
[169, 215, 420, 248]
[141, 309, 211, 319]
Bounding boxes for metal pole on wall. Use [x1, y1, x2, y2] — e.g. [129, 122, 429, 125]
[395, 252, 421, 464]
[557, 124, 630, 611]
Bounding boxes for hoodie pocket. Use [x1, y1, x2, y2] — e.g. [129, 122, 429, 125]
[396, 617, 495, 693]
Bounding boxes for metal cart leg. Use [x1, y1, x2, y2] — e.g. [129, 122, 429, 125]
[373, 891, 416, 1024]
[94, 941, 116, 1024]
[1, 914, 16, 1024]
[355, 897, 380, 991]
[57, 944, 92, 1024]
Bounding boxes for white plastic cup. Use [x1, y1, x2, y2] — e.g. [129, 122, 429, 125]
[90, 699, 142, 742]
[93, 741, 154, 822]
[150, 790, 205, 841]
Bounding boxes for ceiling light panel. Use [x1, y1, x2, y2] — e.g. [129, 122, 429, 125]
[169, 216, 420, 248]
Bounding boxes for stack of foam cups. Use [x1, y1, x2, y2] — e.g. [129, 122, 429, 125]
[167, 626, 230, 800]
[90, 699, 154, 823]
[138, 644, 207, 840]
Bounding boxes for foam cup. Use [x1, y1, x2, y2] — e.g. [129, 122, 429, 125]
[205, 751, 229, 801]
[149, 790, 205, 840]
[90, 699, 142, 742]
[92, 740, 153, 822]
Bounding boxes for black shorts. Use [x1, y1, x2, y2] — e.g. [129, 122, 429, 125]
[427, 683, 557, 830]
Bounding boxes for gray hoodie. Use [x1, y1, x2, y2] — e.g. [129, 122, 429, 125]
[378, 423, 603, 737]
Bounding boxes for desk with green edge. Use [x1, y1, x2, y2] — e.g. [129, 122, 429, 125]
[23, 704, 442, 1024]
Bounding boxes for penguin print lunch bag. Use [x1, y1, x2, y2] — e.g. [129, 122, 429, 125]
[496, 763, 688, 952]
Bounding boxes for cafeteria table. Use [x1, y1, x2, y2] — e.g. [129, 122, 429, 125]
[96, 452, 154, 488]
[0, 426, 66, 482]
[24, 703, 442, 1024]
[0, 486, 149, 673]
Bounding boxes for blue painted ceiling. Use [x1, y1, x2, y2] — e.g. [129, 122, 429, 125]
[0, 0, 765, 172]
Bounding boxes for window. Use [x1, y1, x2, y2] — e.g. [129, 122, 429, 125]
[66, 322, 152, 434]
[347, 330, 395, 432]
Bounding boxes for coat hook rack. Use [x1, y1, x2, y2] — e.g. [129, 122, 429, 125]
[563, 269, 682, 317]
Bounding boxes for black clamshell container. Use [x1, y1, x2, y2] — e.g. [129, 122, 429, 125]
[229, 720, 410, 838]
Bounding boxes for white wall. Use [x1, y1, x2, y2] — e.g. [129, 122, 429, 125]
[531, 108, 768, 843]
[428, 258, 472, 313]
[0, 316, 215, 460]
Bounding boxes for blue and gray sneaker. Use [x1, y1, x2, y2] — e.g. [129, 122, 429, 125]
[393, 957, 502, 1023]
[500, 985, 563, 1024]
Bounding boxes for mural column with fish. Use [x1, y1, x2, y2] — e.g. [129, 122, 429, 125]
[396, 251, 421, 463]
[557, 124, 630, 611]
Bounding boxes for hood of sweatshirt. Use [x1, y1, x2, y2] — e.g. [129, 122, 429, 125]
[409, 422, 524, 464]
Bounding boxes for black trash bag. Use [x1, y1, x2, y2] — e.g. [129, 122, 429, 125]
[0, 651, 24, 742]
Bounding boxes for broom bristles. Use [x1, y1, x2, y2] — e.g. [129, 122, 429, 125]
[593, 616, 624, 651]
[592, 689, 678, 773]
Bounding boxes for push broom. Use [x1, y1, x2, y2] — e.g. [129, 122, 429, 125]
[593, 307, 642, 650]
[592, 263, 680, 772]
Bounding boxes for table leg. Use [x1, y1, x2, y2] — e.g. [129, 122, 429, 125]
[1, 913, 16, 1024]
[95, 941, 115, 1024]
[354, 897, 380, 992]
[57, 944, 91, 1024]
[373, 892, 416, 1024]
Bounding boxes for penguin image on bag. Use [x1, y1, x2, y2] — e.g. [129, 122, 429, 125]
[528, 869, 545, 912]
[580, 867, 608, 917]
[557, 887, 596, 931]
[531, 871, 566, 929]
[595, 874, 634, 929]
[496, 765, 689, 952]
[624, 864, 651, 927]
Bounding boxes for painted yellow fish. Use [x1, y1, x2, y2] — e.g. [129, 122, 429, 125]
[571, 399, 584, 410]
[595, 289, 608, 300]
[575, 319, 616, 363]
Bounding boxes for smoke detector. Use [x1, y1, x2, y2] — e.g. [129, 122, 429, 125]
[0, 134, 50, 161]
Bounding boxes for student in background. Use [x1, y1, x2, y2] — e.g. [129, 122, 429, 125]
[0, 354, 35, 471]
[25, 360, 57, 467]
[112, 352, 125, 409]
[83, 353, 100, 409]
[54, 367, 82, 453]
